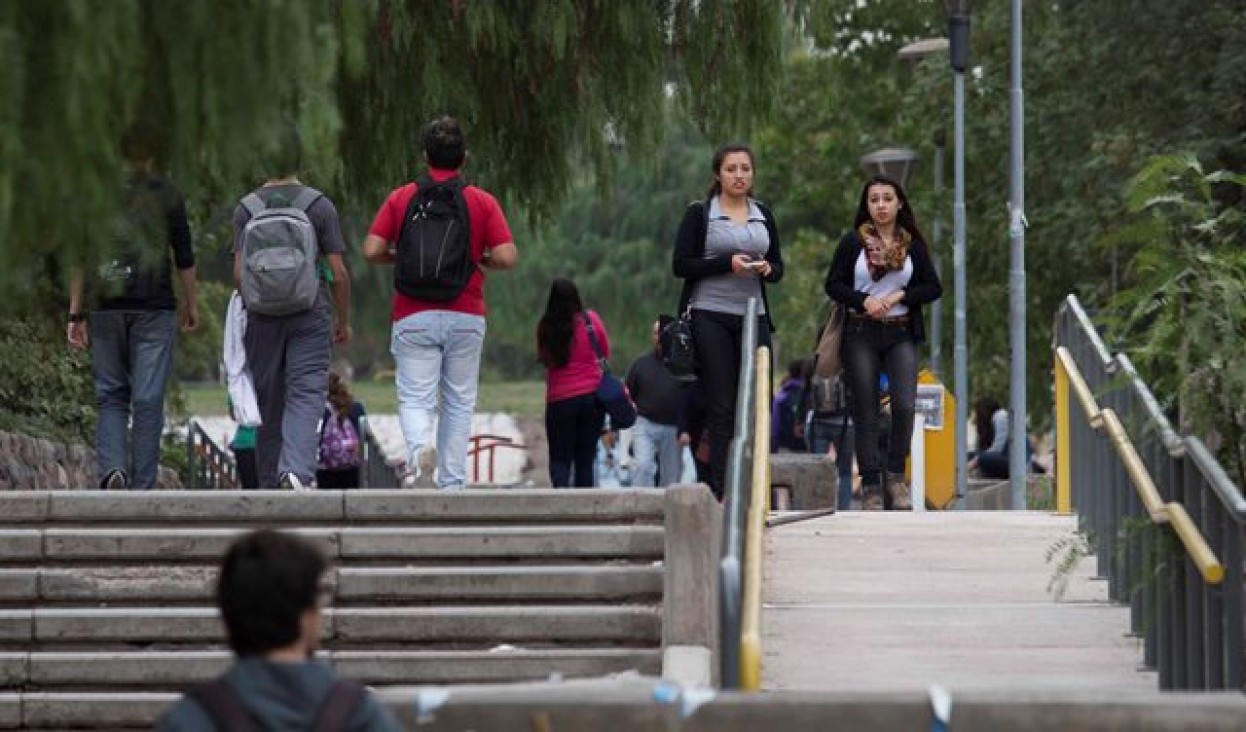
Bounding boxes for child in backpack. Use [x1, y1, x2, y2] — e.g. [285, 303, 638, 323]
[316, 373, 367, 489]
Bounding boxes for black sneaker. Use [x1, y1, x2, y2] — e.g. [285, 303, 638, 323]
[102, 469, 128, 491]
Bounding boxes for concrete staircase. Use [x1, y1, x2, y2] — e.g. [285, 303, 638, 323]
[0, 488, 720, 729]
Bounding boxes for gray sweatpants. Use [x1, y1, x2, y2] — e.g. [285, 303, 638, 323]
[244, 305, 331, 488]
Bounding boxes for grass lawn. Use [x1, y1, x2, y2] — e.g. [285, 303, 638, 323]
[177, 378, 546, 418]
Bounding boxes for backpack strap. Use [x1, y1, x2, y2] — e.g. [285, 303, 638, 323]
[187, 678, 256, 732]
[241, 193, 267, 217]
[290, 187, 322, 212]
[312, 679, 366, 732]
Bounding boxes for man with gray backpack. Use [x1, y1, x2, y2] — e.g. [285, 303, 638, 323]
[233, 169, 352, 491]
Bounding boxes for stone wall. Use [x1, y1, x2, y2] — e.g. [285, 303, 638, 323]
[0, 430, 181, 490]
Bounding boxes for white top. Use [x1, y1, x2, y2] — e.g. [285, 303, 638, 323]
[853, 251, 912, 317]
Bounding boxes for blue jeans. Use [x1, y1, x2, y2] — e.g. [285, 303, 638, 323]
[808, 415, 855, 510]
[391, 311, 486, 489]
[631, 416, 681, 487]
[89, 309, 177, 490]
[546, 393, 604, 487]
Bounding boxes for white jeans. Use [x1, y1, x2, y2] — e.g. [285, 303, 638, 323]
[630, 416, 682, 487]
[391, 311, 486, 489]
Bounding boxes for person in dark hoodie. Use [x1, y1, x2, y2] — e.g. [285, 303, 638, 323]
[157, 530, 398, 731]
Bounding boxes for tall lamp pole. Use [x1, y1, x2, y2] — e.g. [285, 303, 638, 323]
[1007, 0, 1028, 508]
[946, 0, 971, 508]
[897, 38, 949, 379]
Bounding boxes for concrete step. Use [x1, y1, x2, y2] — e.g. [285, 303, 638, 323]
[0, 605, 662, 646]
[6, 689, 1246, 731]
[0, 565, 664, 605]
[1, 489, 667, 526]
[0, 525, 664, 564]
[0, 648, 661, 689]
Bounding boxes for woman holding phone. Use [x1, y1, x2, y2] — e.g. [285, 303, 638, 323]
[672, 143, 783, 499]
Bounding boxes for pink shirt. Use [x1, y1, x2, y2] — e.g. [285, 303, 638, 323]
[544, 310, 609, 403]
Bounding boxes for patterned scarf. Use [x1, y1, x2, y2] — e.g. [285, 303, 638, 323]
[858, 222, 911, 281]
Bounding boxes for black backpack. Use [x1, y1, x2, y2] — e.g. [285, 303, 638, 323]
[394, 175, 474, 301]
[187, 677, 364, 731]
[98, 176, 170, 302]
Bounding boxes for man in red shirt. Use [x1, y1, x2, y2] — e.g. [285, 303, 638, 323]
[363, 116, 518, 489]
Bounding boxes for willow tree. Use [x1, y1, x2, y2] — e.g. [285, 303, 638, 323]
[1, 0, 788, 297]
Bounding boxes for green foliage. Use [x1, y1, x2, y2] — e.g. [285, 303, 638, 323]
[1045, 530, 1092, 602]
[0, 315, 94, 442]
[1106, 156, 1246, 483]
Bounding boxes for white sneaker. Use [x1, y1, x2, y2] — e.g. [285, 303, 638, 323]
[280, 472, 311, 491]
[416, 445, 438, 480]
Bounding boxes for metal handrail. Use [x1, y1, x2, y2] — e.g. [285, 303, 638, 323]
[186, 419, 238, 490]
[719, 297, 759, 689]
[1054, 293, 1244, 690]
[739, 344, 771, 692]
[1186, 437, 1246, 521]
[467, 433, 527, 484]
[1056, 346, 1222, 582]
[1114, 354, 1184, 457]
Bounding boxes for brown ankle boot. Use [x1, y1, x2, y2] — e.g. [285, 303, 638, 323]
[862, 483, 884, 511]
[886, 472, 912, 510]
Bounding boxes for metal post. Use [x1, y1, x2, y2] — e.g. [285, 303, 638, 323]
[931, 131, 945, 378]
[952, 69, 968, 507]
[1007, 0, 1028, 508]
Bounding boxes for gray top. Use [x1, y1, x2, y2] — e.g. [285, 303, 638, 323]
[156, 658, 399, 731]
[691, 195, 769, 316]
[852, 250, 913, 316]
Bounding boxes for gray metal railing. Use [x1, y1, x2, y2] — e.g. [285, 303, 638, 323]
[186, 419, 238, 490]
[719, 297, 760, 689]
[1055, 294, 1244, 691]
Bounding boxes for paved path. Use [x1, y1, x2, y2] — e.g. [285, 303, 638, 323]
[763, 511, 1158, 694]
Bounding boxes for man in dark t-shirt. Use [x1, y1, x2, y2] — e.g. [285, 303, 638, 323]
[68, 160, 199, 491]
[625, 315, 687, 487]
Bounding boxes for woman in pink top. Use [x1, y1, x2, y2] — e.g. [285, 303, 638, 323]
[537, 278, 610, 487]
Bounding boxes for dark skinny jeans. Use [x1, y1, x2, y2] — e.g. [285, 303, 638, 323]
[841, 315, 918, 487]
[545, 393, 605, 487]
[691, 309, 772, 500]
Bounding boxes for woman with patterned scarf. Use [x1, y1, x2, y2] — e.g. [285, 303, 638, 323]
[823, 175, 942, 510]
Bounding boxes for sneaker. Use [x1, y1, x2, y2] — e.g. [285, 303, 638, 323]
[399, 467, 419, 490]
[416, 445, 437, 481]
[280, 471, 311, 492]
[885, 472, 912, 511]
[861, 484, 884, 511]
[101, 469, 128, 491]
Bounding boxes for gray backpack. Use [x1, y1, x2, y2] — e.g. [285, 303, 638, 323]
[238, 187, 322, 316]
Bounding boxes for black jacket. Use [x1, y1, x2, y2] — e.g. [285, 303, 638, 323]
[672, 199, 784, 332]
[823, 229, 942, 343]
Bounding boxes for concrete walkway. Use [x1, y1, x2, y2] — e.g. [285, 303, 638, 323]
[763, 512, 1158, 694]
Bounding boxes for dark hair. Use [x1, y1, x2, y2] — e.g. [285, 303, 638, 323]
[853, 175, 927, 244]
[423, 115, 467, 169]
[657, 314, 674, 331]
[787, 359, 805, 380]
[217, 529, 328, 657]
[973, 396, 1002, 453]
[706, 143, 756, 198]
[537, 278, 585, 369]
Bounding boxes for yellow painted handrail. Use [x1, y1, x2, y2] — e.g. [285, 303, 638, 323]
[739, 345, 771, 691]
[1055, 347, 1224, 584]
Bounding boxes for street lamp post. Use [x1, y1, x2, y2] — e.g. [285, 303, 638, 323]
[859, 147, 920, 188]
[946, 0, 971, 508]
[897, 38, 950, 380]
[1007, 0, 1027, 508]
